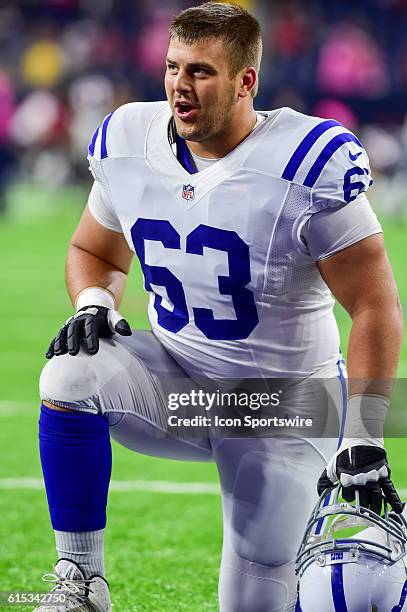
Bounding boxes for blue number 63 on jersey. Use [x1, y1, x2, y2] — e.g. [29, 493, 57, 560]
[131, 219, 259, 341]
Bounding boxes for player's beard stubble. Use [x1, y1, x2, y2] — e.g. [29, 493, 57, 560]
[173, 82, 238, 145]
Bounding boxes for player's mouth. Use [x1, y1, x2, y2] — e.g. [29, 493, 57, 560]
[174, 100, 199, 121]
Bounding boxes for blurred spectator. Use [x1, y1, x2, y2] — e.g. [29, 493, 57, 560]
[272, 4, 312, 57]
[60, 20, 100, 73]
[135, 8, 176, 75]
[11, 90, 66, 149]
[317, 23, 388, 97]
[0, 71, 15, 144]
[0, 71, 16, 215]
[363, 124, 407, 217]
[11, 90, 69, 186]
[22, 37, 65, 88]
[363, 125, 404, 174]
[68, 74, 115, 178]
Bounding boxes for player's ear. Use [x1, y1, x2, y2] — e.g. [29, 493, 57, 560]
[238, 67, 257, 98]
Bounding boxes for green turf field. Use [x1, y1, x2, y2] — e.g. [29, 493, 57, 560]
[0, 185, 406, 611]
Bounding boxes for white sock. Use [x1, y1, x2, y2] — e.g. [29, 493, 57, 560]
[54, 529, 105, 578]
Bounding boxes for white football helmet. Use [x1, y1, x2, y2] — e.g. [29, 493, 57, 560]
[295, 485, 407, 612]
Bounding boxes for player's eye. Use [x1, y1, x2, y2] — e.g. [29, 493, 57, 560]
[193, 68, 209, 76]
[167, 64, 178, 73]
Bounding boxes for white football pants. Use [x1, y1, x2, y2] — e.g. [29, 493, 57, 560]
[40, 330, 342, 612]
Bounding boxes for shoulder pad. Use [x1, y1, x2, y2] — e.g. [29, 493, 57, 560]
[279, 110, 372, 209]
[87, 101, 168, 161]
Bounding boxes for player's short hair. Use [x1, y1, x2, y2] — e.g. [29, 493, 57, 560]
[169, 2, 263, 97]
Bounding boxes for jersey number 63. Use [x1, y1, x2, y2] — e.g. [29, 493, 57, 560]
[131, 218, 259, 341]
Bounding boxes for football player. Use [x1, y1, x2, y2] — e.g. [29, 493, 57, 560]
[35, 3, 403, 611]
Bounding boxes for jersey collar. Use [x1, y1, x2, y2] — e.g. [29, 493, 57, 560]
[145, 103, 279, 208]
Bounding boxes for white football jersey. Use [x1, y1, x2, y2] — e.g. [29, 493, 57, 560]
[87, 102, 381, 380]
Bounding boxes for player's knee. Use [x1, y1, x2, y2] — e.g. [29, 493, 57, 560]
[39, 347, 102, 410]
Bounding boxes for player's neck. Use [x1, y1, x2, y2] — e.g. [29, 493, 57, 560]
[186, 109, 258, 159]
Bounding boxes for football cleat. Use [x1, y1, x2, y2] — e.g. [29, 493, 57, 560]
[33, 559, 112, 612]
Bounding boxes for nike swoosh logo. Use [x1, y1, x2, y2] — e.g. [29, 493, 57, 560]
[349, 150, 363, 161]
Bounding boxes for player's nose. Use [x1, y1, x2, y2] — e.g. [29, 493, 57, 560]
[173, 68, 193, 94]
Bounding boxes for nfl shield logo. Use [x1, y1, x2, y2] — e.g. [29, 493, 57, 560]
[182, 184, 195, 200]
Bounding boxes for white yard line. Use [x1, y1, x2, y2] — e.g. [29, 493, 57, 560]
[0, 478, 405, 498]
[0, 478, 220, 495]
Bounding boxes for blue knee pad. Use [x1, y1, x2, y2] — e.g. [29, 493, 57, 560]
[39, 404, 112, 531]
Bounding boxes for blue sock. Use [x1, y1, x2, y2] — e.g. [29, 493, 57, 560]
[39, 404, 112, 532]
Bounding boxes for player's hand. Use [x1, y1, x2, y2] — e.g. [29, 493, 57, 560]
[46, 305, 132, 358]
[317, 444, 403, 515]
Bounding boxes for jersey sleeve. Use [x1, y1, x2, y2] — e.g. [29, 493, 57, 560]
[301, 193, 382, 261]
[87, 178, 123, 233]
[293, 125, 378, 259]
[86, 115, 123, 233]
[310, 128, 373, 211]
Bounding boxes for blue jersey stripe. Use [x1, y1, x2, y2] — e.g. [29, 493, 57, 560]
[331, 564, 348, 611]
[176, 133, 198, 174]
[295, 595, 303, 611]
[303, 133, 363, 188]
[100, 113, 114, 160]
[392, 579, 407, 611]
[282, 119, 342, 182]
[88, 126, 99, 157]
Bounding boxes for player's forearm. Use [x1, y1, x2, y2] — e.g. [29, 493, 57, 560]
[66, 243, 128, 309]
[346, 302, 403, 397]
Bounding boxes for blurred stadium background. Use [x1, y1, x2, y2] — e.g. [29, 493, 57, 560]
[0, 1, 406, 610]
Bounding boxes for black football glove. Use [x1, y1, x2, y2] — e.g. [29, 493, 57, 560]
[318, 445, 403, 515]
[46, 305, 132, 358]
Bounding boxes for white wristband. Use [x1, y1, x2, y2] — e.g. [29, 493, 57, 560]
[75, 287, 115, 312]
[340, 394, 389, 450]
